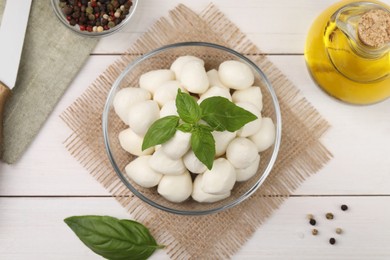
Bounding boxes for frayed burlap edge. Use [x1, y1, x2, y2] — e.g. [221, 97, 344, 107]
[60, 4, 332, 259]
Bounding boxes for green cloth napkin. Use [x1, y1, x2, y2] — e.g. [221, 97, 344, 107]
[0, 0, 98, 163]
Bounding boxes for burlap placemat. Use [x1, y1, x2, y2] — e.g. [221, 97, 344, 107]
[0, 0, 98, 163]
[60, 4, 332, 259]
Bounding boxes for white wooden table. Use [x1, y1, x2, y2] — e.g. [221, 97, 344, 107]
[1, 0, 390, 259]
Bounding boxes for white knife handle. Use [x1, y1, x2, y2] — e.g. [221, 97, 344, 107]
[0, 82, 11, 157]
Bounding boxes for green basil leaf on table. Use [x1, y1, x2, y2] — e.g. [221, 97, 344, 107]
[142, 115, 180, 151]
[175, 89, 201, 124]
[200, 96, 258, 132]
[191, 126, 216, 170]
[64, 215, 164, 260]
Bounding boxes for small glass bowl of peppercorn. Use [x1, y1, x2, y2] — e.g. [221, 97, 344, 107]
[51, 0, 138, 37]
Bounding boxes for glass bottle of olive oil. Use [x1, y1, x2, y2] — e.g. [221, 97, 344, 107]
[305, 0, 390, 105]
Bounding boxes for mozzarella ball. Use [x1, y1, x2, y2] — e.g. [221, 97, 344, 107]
[180, 60, 209, 94]
[198, 86, 232, 103]
[236, 102, 262, 137]
[170, 56, 204, 80]
[232, 86, 263, 111]
[212, 131, 236, 157]
[125, 156, 162, 188]
[183, 150, 207, 174]
[161, 130, 191, 160]
[148, 149, 186, 175]
[249, 117, 276, 152]
[235, 154, 260, 182]
[153, 81, 186, 107]
[219, 60, 254, 90]
[160, 100, 178, 118]
[127, 100, 160, 136]
[207, 69, 228, 89]
[226, 137, 258, 169]
[192, 174, 230, 203]
[202, 158, 236, 195]
[139, 69, 175, 94]
[118, 128, 154, 156]
[158, 171, 193, 203]
[113, 88, 151, 125]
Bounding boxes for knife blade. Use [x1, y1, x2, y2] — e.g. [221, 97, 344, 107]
[0, 0, 32, 155]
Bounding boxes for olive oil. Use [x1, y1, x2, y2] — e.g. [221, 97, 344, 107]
[305, 0, 390, 104]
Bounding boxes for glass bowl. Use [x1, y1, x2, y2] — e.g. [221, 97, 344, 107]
[103, 42, 282, 215]
[51, 0, 138, 37]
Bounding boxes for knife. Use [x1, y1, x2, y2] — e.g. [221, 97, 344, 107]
[0, 0, 32, 155]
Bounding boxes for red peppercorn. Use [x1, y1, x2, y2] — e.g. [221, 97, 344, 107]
[86, 25, 93, 32]
[66, 15, 72, 21]
[103, 25, 109, 30]
[79, 25, 86, 31]
[95, 13, 100, 18]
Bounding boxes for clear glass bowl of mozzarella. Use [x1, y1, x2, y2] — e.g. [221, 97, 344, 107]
[103, 42, 281, 215]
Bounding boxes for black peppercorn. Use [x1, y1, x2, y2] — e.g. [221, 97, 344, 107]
[341, 204, 348, 211]
[309, 218, 316, 226]
[329, 238, 336, 245]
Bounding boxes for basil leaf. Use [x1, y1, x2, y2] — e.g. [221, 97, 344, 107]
[175, 89, 201, 124]
[191, 126, 215, 170]
[176, 123, 193, 133]
[64, 215, 164, 260]
[142, 116, 180, 151]
[200, 96, 258, 132]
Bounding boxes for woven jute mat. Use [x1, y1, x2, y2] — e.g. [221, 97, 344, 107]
[61, 4, 332, 259]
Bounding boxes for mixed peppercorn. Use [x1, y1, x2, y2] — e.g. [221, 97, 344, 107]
[306, 204, 349, 246]
[59, 0, 133, 32]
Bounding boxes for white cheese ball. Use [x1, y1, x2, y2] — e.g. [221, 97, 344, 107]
[192, 174, 230, 203]
[153, 81, 186, 107]
[170, 55, 204, 80]
[226, 137, 258, 169]
[125, 156, 162, 188]
[139, 69, 175, 94]
[161, 130, 191, 160]
[127, 100, 160, 136]
[202, 158, 236, 195]
[113, 88, 151, 125]
[158, 171, 193, 203]
[235, 154, 260, 182]
[183, 150, 207, 174]
[118, 128, 154, 156]
[198, 86, 232, 103]
[249, 117, 276, 152]
[180, 60, 209, 94]
[232, 86, 263, 111]
[212, 130, 236, 157]
[236, 102, 262, 137]
[206, 69, 228, 89]
[148, 148, 186, 175]
[219, 60, 254, 90]
[159, 100, 178, 118]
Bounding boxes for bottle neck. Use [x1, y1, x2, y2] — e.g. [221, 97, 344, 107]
[333, 1, 390, 59]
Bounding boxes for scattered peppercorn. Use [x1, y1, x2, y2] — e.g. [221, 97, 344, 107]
[312, 229, 318, 235]
[341, 204, 348, 211]
[59, 0, 133, 33]
[309, 218, 316, 226]
[336, 228, 343, 234]
[329, 237, 336, 245]
[326, 213, 334, 220]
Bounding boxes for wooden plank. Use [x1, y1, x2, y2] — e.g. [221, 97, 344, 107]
[0, 197, 389, 259]
[93, 0, 345, 54]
